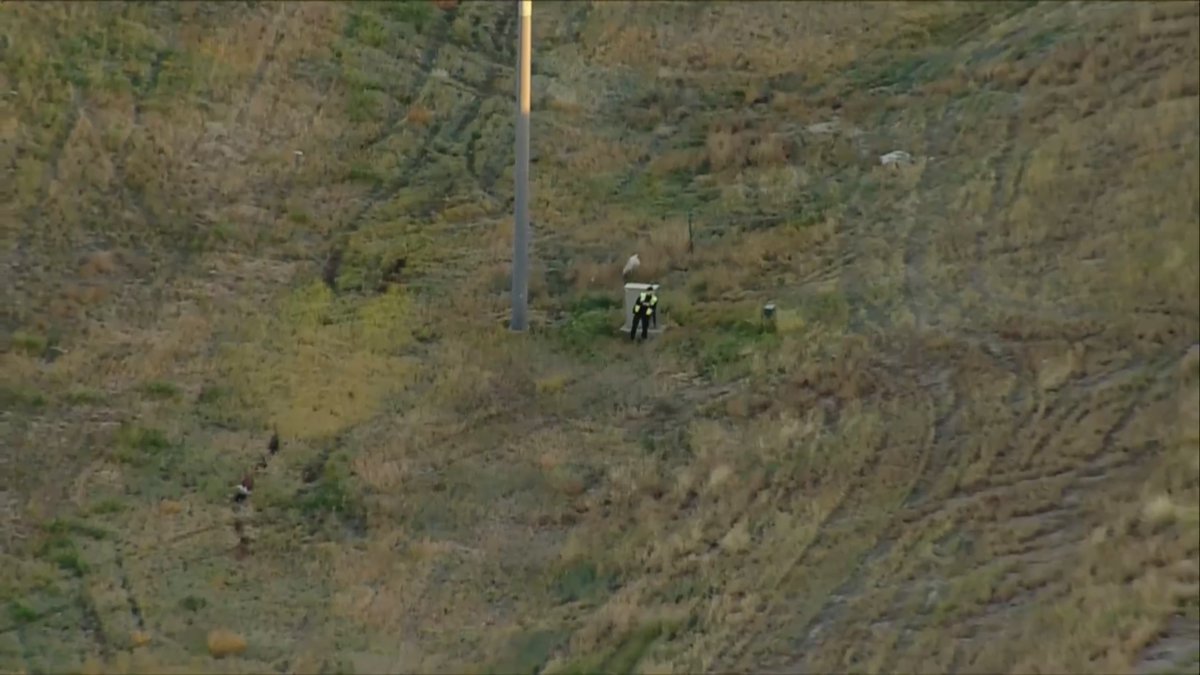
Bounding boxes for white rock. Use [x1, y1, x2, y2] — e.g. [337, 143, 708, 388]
[880, 150, 914, 167]
[806, 121, 839, 135]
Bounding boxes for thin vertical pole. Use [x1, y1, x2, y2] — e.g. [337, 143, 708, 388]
[687, 209, 694, 254]
[510, 0, 532, 332]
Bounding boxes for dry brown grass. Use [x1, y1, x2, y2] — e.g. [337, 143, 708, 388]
[405, 104, 434, 128]
[2, 0, 1197, 673]
[205, 629, 247, 659]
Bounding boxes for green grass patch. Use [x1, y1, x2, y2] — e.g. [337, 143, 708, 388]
[347, 88, 390, 124]
[112, 424, 171, 466]
[195, 383, 258, 430]
[346, 9, 392, 49]
[553, 559, 616, 605]
[347, 161, 387, 185]
[553, 310, 616, 358]
[568, 294, 623, 314]
[9, 331, 47, 356]
[617, 168, 712, 218]
[293, 453, 366, 534]
[488, 628, 571, 675]
[797, 290, 851, 330]
[378, 1, 435, 34]
[63, 388, 106, 406]
[139, 380, 181, 400]
[0, 385, 48, 410]
[179, 595, 208, 612]
[87, 498, 127, 516]
[36, 534, 88, 577]
[6, 601, 38, 626]
[43, 518, 110, 542]
[671, 309, 781, 378]
[555, 622, 676, 675]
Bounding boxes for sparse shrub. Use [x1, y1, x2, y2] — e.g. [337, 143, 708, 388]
[0, 385, 48, 410]
[130, 630, 151, 648]
[554, 559, 616, 605]
[10, 331, 47, 356]
[648, 148, 707, 177]
[196, 385, 226, 406]
[706, 129, 744, 172]
[295, 456, 365, 530]
[347, 89, 388, 123]
[555, 309, 615, 358]
[196, 384, 255, 430]
[7, 601, 37, 625]
[601, 623, 667, 674]
[88, 499, 126, 515]
[568, 260, 622, 292]
[346, 10, 390, 48]
[140, 380, 180, 400]
[535, 374, 570, 396]
[1141, 494, 1180, 529]
[180, 595, 208, 612]
[348, 161, 385, 185]
[61, 283, 110, 308]
[570, 294, 622, 313]
[44, 518, 109, 541]
[78, 251, 120, 277]
[37, 532, 89, 576]
[381, 1, 435, 32]
[798, 290, 850, 329]
[113, 424, 171, 465]
[490, 629, 569, 675]
[63, 388, 105, 406]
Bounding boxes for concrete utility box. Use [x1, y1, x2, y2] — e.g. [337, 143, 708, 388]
[622, 282, 664, 335]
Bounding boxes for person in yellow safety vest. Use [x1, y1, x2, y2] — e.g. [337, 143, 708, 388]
[630, 287, 659, 342]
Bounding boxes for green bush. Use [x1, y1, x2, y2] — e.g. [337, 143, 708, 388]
[555, 310, 615, 358]
[487, 629, 570, 675]
[0, 385, 48, 410]
[294, 455, 366, 533]
[113, 424, 171, 465]
[140, 380, 181, 400]
[7, 601, 38, 625]
[553, 559, 616, 605]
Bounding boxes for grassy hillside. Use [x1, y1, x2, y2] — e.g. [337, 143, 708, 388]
[1, 1, 1197, 673]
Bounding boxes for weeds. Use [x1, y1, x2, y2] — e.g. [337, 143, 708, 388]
[0, 385, 48, 410]
[62, 388, 106, 406]
[139, 380, 180, 400]
[9, 331, 48, 356]
[294, 453, 366, 534]
[489, 629, 571, 675]
[553, 559, 616, 606]
[6, 601, 38, 625]
[36, 533, 89, 577]
[112, 424, 171, 465]
[555, 309, 617, 358]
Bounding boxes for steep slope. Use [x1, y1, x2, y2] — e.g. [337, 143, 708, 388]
[1, 1, 1197, 673]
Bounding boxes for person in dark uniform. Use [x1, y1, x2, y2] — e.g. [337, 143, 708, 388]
[630, 287, 659, 342]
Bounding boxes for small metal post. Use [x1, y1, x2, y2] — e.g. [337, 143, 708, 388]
[687, 209, 694, 254]
[762, 302, 777, 333]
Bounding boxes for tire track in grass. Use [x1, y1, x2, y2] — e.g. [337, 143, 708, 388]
[722, 369, 937, 670]
[786, 353, 1170, 672]
[338, 5, 460, 241]
[15, 86, 83, 275]
[233, 4, 294, 129]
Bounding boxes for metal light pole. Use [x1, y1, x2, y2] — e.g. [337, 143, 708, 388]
[510, 0, 532, 331]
